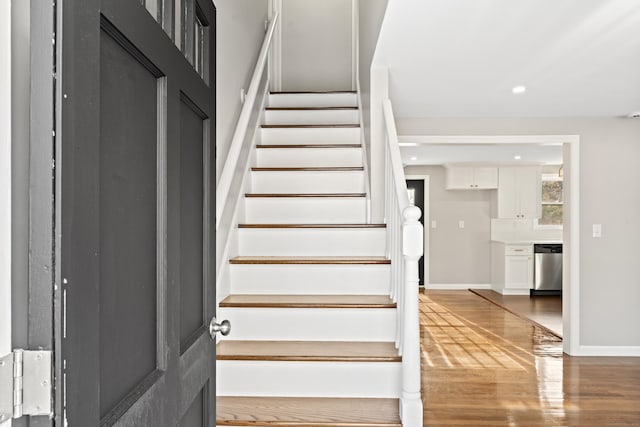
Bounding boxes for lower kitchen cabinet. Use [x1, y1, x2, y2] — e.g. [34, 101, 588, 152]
[492, 243, 533, 295]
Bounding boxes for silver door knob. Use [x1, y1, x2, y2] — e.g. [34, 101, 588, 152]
[209, 317, 231, 338]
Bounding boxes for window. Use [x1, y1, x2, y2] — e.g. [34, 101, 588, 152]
[539, 175, 563, 226]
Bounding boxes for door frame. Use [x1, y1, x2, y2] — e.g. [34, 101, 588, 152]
[405, 175, 430, 289]
[400, 135, 580, 356]
[1, 0, 12, 382]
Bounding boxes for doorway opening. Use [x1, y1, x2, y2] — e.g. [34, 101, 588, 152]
[401, 135, 580, 355]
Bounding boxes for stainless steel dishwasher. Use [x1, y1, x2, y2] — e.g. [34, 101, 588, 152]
[532, 244, 562, 296]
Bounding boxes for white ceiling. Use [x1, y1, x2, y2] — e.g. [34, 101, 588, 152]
[375, 0, 640, 118]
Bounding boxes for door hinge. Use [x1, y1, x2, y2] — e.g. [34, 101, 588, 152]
[0, 350, 53, 424]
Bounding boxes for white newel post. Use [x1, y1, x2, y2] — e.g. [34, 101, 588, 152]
[401, 206, 423, 426]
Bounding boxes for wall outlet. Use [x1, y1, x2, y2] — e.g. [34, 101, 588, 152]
[431, 220, 437, 229]
[458, 220, 465, 229]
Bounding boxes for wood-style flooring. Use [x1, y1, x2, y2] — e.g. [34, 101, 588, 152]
[422, 291, 640, 426]
[470, 289, 563, 337]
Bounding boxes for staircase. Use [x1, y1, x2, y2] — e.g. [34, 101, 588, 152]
[216, 91, 402, 426]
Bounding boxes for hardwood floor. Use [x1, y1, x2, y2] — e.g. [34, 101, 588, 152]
[470, 289, 563, 337]
[217, 397, 401, 426]
[422, 291, 640, 426]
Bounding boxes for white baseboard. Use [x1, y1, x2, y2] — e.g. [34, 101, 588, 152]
[576, 345, 640, 357]
[426, 283, 492, 290]
[494, 288, 530, 296]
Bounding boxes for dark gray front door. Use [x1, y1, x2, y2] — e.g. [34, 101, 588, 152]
[58, 0, 215, 425]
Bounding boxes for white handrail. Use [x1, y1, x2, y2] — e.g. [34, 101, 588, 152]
[382, 98, 423, 426]
[216, 13, 279, 229]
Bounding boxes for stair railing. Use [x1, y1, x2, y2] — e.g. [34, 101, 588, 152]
[382, 98, 423, 426]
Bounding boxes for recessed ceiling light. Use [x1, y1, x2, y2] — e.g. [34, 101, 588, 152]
[514, 155, 522, 160]
[410, 156, 417, 161]
[512, 86, 527, 94]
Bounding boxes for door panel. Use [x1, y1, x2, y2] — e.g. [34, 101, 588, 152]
[59, 0, 215, 425]
[179, 95, 205, 353]
[179, 384, 206, 427]
[406, 180, 425, 286]
[99, 28, 161, 416]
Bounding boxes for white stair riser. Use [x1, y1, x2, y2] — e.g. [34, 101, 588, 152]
[264, 109, 359, 125]
[217, 361, 401, 398]
[244, 198, 366, 223]
[256, 148, 363, 167]
[250, 171, 364, 194]
[261, 128, 359, 145]
[229, 264, 390, 295]
[238, 228, 385, 256]
[219, 308, 396, 341]
[268, 93, 357, 108]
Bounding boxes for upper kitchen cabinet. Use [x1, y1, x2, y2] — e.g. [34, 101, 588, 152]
[497, 166, 541, 219]
[445, 166, 498, 190]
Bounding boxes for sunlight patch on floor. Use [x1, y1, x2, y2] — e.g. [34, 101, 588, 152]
[420, 297, 528, 370]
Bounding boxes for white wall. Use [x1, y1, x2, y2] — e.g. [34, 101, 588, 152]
[280, 0, 353, 91]
[358, 0, 388, 170]
[398, 117, 640, 348]
[214, 0, 268, 183]
[404, 165, 492, 285]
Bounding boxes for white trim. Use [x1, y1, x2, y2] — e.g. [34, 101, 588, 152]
[268, 0, 282, 92]
[351, 0, 358, 91]
[404, 174, 429, 288]
[399, 135, 578, 145]
[493, 288, 530, 296]
[427, 284, 492, 290]
[576, 346, 640, 357]
[564, 140, 580, 355]
[1, 0, 13, 367]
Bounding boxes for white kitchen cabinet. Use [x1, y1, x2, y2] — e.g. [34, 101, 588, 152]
[497, 167, 541, 219]
[445, 166, 498, 190]
[491, 243, 533, 295]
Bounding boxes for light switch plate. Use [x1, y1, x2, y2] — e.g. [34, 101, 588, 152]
[593, 224, 602, 238]
[431, 220, 437, 229]
[458, 220, 465, 229]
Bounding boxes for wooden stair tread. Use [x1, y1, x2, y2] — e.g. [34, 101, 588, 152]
[257, 144, 362, 149]
[217, 341, 401, 362]
[219, 294, 396, 309]
[245, 193, 366, 198]
[229, 256, 390, 265]
[262, 124, 359, 129]
[216, 396, 401, 427]
[238, 223, 386, 229]
[251, 167, 364, 171]
[270, 90, 356, 94]
[266, 106, 358, 111]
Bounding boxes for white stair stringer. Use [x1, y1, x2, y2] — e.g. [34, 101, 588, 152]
[229, 264, 390, 295]
[250, 170, 365, 194]
[261, 127, 360, 145]
[268, 92, 357, 108]
[238, 227, 385, 256]
[265, 108, 358, 125]
[217, 361, 402, 398]
[219, 308, 396, 341]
